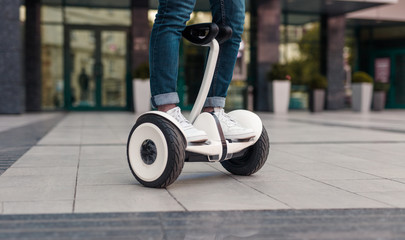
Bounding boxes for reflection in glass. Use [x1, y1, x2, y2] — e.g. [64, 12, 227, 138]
[280, 13, 321, 109]
[65, 7, 131, 26]
[101, 31, 127, 107]
[69, 30, 96, 107]
[41, 24, 64, 109]
[41, 6, 63, 23]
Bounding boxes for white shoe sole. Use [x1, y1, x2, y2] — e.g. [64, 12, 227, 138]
[187, 136, 208, 143]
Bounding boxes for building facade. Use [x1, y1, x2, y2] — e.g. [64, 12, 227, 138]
[0, 0, 402, 113]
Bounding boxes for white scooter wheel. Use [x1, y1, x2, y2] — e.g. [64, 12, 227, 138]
[127, 114, 186, 188]
[221, 126, 269, 175]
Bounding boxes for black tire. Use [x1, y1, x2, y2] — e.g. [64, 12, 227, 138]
[127, 114, 186, 188]
[221, 126, 269, 175]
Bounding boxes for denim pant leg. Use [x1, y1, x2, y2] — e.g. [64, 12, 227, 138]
[204, 0, 245, 108]
[149, 0, 196, 108]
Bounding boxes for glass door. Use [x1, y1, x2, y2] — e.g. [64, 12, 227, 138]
[67, 29, 97, 108]
[100, 31, 127, 108]
[373, 49, 405, 109]
[65, 26, 129, 110]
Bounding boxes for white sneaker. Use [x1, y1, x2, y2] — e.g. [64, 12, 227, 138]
[166, 107, 208, 143]
[213, 108, 255, 140]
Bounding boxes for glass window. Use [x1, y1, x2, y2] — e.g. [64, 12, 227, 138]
[41, 24, 64, 109]
[374, 26, 405, 40]
[65, 7, 131, 26]
[41, 6, 63, 23]
[280, 13, 321, 110]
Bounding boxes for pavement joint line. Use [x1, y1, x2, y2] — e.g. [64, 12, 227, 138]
[165, 189, 188, 212]
[206, 164, 293, 209]
[288, 118, 405, 134]
[72, 145, 82, 213]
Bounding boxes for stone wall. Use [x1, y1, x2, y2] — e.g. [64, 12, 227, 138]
[251, 0, 280, 111]
[325, 15, 346, 110]
[0, 0, 24, 113]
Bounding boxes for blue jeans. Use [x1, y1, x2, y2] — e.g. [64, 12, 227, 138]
[149, 0, 245, 108]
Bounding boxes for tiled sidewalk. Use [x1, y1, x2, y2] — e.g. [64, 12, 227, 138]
[1, 111, 405, 214]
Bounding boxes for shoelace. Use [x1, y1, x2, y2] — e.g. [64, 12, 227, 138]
[171, 108, 192, 128]
[215, 109, 238, 127]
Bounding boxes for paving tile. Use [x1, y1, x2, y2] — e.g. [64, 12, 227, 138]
[0, 185, 75, 202]
[78, 165, 128, 175]
[394, 178, 405, 184]
[80, 146, 126, 160]
[356, 168, 405, 179]
[37, 129, 82, 145]
[74, 185, 184, 212]
[0, 167, 78, 177]
[74, 198, 184, 213]
[243, 179, 392, 209]
[169, 173, 289, 211]
[181, 162, 219, 173]
[0, 174, 76, 188]
[293, 168, 378, 180]
[2, 200, 73, 214]
[358, 192, 405, 208]
[79, 157, 127, 168]
[81, 129, 123, 145]
[77, 172, 134, 186]
[217, 165, 309, 182]
[12, 157, 79, 168]
[12, 146, 80, 168]
[322, 179, 405, 193]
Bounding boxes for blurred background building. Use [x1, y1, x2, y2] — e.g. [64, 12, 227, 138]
[1, 0, 404, 113]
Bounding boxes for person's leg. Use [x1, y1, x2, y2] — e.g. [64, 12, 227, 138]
[203, 0, 253, 140]
[149, 0, 196, 109]
[149, 0, 207, 143]
[204, 0, 245, 108]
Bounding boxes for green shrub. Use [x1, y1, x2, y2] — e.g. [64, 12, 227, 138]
[374, 82, 390, 92]
[267, 63, 290, 81]
[352, 71, 373, 84]
[310, 74, 328, 89]
[133, 62, 150, 80]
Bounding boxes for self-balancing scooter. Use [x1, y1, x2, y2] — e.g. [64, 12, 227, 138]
[127, 23, 270, 188]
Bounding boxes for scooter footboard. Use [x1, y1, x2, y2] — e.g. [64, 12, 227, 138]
[185, 110, 263, 162]
[228, 110, 263, 143]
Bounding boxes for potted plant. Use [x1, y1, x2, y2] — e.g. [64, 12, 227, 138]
[133, 62, 151, 113]
[351, 71, 373, 113]
[372, 82, 390, 111]
[308, 74, 327, 113]
[267, 63, 291, 114]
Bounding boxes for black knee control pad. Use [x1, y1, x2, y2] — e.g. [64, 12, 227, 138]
[182, 23, 219, 45]
[215, 25, 233, 44]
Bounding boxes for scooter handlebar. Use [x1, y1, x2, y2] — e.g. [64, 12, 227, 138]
[182, 23, 219, 46]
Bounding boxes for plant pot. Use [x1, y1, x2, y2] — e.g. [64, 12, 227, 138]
[268, 80, 291, 114]
[133, 79, 151, 113]
[309, 89, 325, 113]
[372, 91, 386, 111]
[352, 83, 373, 113]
